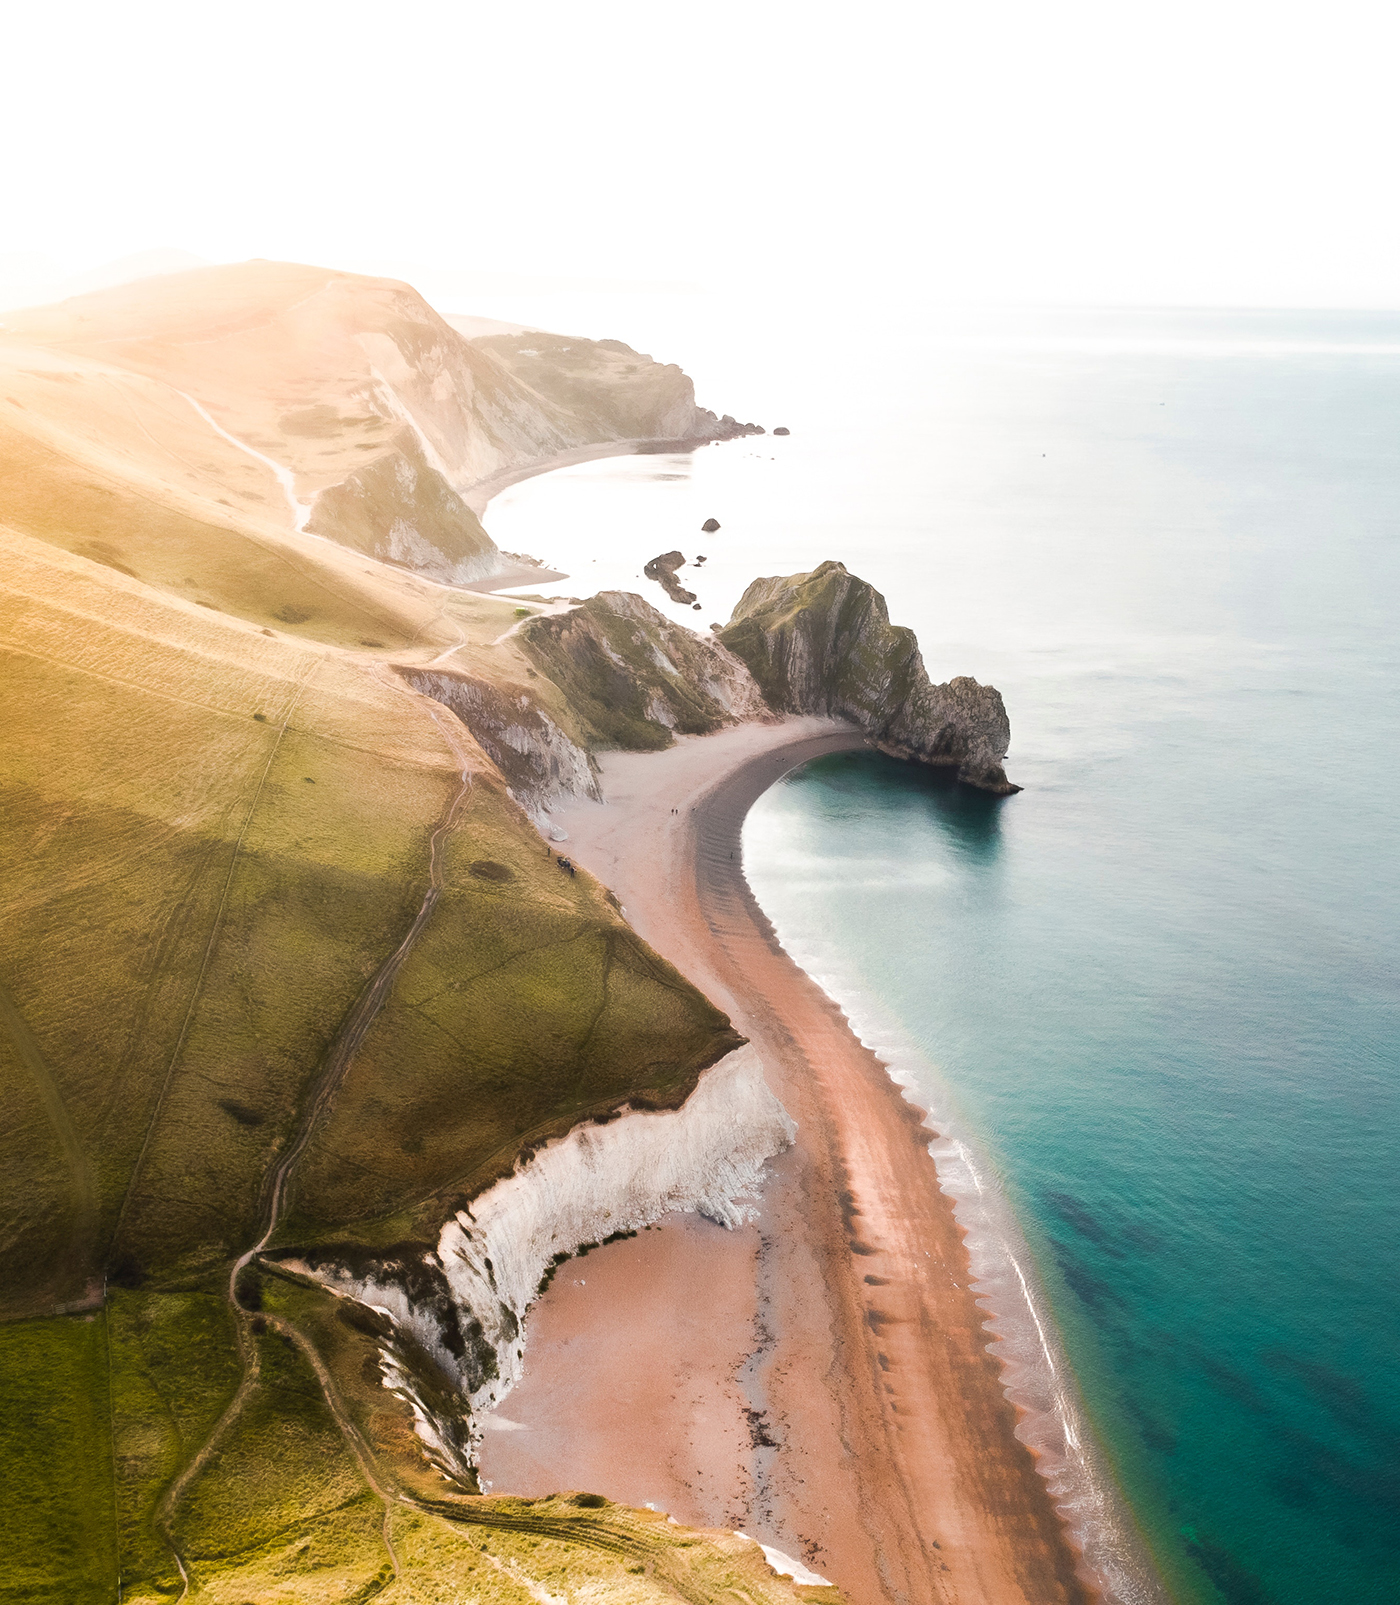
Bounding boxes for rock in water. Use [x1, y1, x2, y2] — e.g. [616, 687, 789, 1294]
[719, 560, 1020, 794]
[643, 549, 697, 605]
[773, 426, 791, 436]
[701, 517, 721, 532]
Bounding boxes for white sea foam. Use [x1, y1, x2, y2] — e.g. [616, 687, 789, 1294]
[741, 822, 1167, 1605]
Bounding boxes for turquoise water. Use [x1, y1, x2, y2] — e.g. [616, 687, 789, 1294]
[482, 304, 1400, 1605]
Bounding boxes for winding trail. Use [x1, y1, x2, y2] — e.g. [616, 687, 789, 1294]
[176, 389, 311, 533]
[153, 681, 476, 1600]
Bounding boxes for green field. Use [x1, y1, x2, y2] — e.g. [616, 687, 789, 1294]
[0, 526, 823, 1601]
[0, 265, 839, 1602]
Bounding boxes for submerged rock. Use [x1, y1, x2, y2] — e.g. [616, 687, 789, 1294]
[719, 560, 1020, 794]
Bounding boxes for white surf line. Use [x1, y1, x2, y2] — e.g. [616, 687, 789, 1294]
[176, 389, 311, 533]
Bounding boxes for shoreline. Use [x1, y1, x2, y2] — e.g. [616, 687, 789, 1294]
[482, 720, 1110, 1605]
[462, 433, 721, 517]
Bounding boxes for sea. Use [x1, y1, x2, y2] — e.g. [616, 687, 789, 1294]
[466, 288, 1400, 1605]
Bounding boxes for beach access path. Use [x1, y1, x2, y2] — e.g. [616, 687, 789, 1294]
[478, 718, 1092, 1605]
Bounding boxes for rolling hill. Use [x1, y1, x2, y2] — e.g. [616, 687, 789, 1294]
[0, 264, 832, 1605]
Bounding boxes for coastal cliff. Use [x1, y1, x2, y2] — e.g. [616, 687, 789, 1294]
[517, 590, 770, 751]
[469, 329, 763, 447]
[290, 1045, 793, 1473]
[1, 258, 1026, 1605]
[402, 572, 1018, 821]
[0, 260, 757, 596]
[719, 561, 1020, 794]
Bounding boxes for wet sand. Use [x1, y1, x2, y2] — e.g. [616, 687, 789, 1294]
[479, 1214, 764, 1525]
[480, 719, 1093, 1605]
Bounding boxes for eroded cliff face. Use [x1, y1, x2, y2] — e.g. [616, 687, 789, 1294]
[517, 591, 771, 752]
[719, 561, 1019, 794]
[290, 1046, 793, 1474]
[304, 427, 499, 582]
[399, 667, 602, 822]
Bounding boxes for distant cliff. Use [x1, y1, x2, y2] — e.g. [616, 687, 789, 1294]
[0, 260, 757, 591]
[719, 562, 1019, 793]
[468, 330, 762, 450]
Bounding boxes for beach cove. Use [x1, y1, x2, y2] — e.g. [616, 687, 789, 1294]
[469, 298, 1400, 1605]
[477, 720, 1155, 1605]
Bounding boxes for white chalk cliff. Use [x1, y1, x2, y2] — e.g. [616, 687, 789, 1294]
[300, 1045, 793, 1477]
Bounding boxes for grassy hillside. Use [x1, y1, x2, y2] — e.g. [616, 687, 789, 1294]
[0, 274, 831, 1597]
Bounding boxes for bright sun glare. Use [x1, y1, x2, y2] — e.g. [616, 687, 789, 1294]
[2, 0, 1398, 308]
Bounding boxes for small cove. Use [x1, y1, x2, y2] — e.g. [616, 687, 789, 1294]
[480, 301, 1400, 1605]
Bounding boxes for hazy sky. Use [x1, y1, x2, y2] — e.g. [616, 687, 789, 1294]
[4, 0, 1397, 307]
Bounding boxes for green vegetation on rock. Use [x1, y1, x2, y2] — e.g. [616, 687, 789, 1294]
[0, 272, 884, 1605]
[720, 560, 1019, 793]
[517, 590, 768, 752]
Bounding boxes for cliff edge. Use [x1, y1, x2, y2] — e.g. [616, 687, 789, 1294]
[719, 561, 1019, 794]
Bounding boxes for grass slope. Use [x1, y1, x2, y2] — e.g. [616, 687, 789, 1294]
[0, 527, 821, 1602]
[0, 264, 836, 1601]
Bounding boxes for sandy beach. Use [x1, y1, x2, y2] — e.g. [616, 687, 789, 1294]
[479, 719, 1093, 1605]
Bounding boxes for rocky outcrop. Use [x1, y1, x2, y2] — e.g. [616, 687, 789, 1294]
[719, 561, 1019, 793]
[643, 549, 696, 605]
[696, 411, 764, 440]
[399, 669, 600, 820]
[517, 591, 770, 752]
[306, 428, 500, 582]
